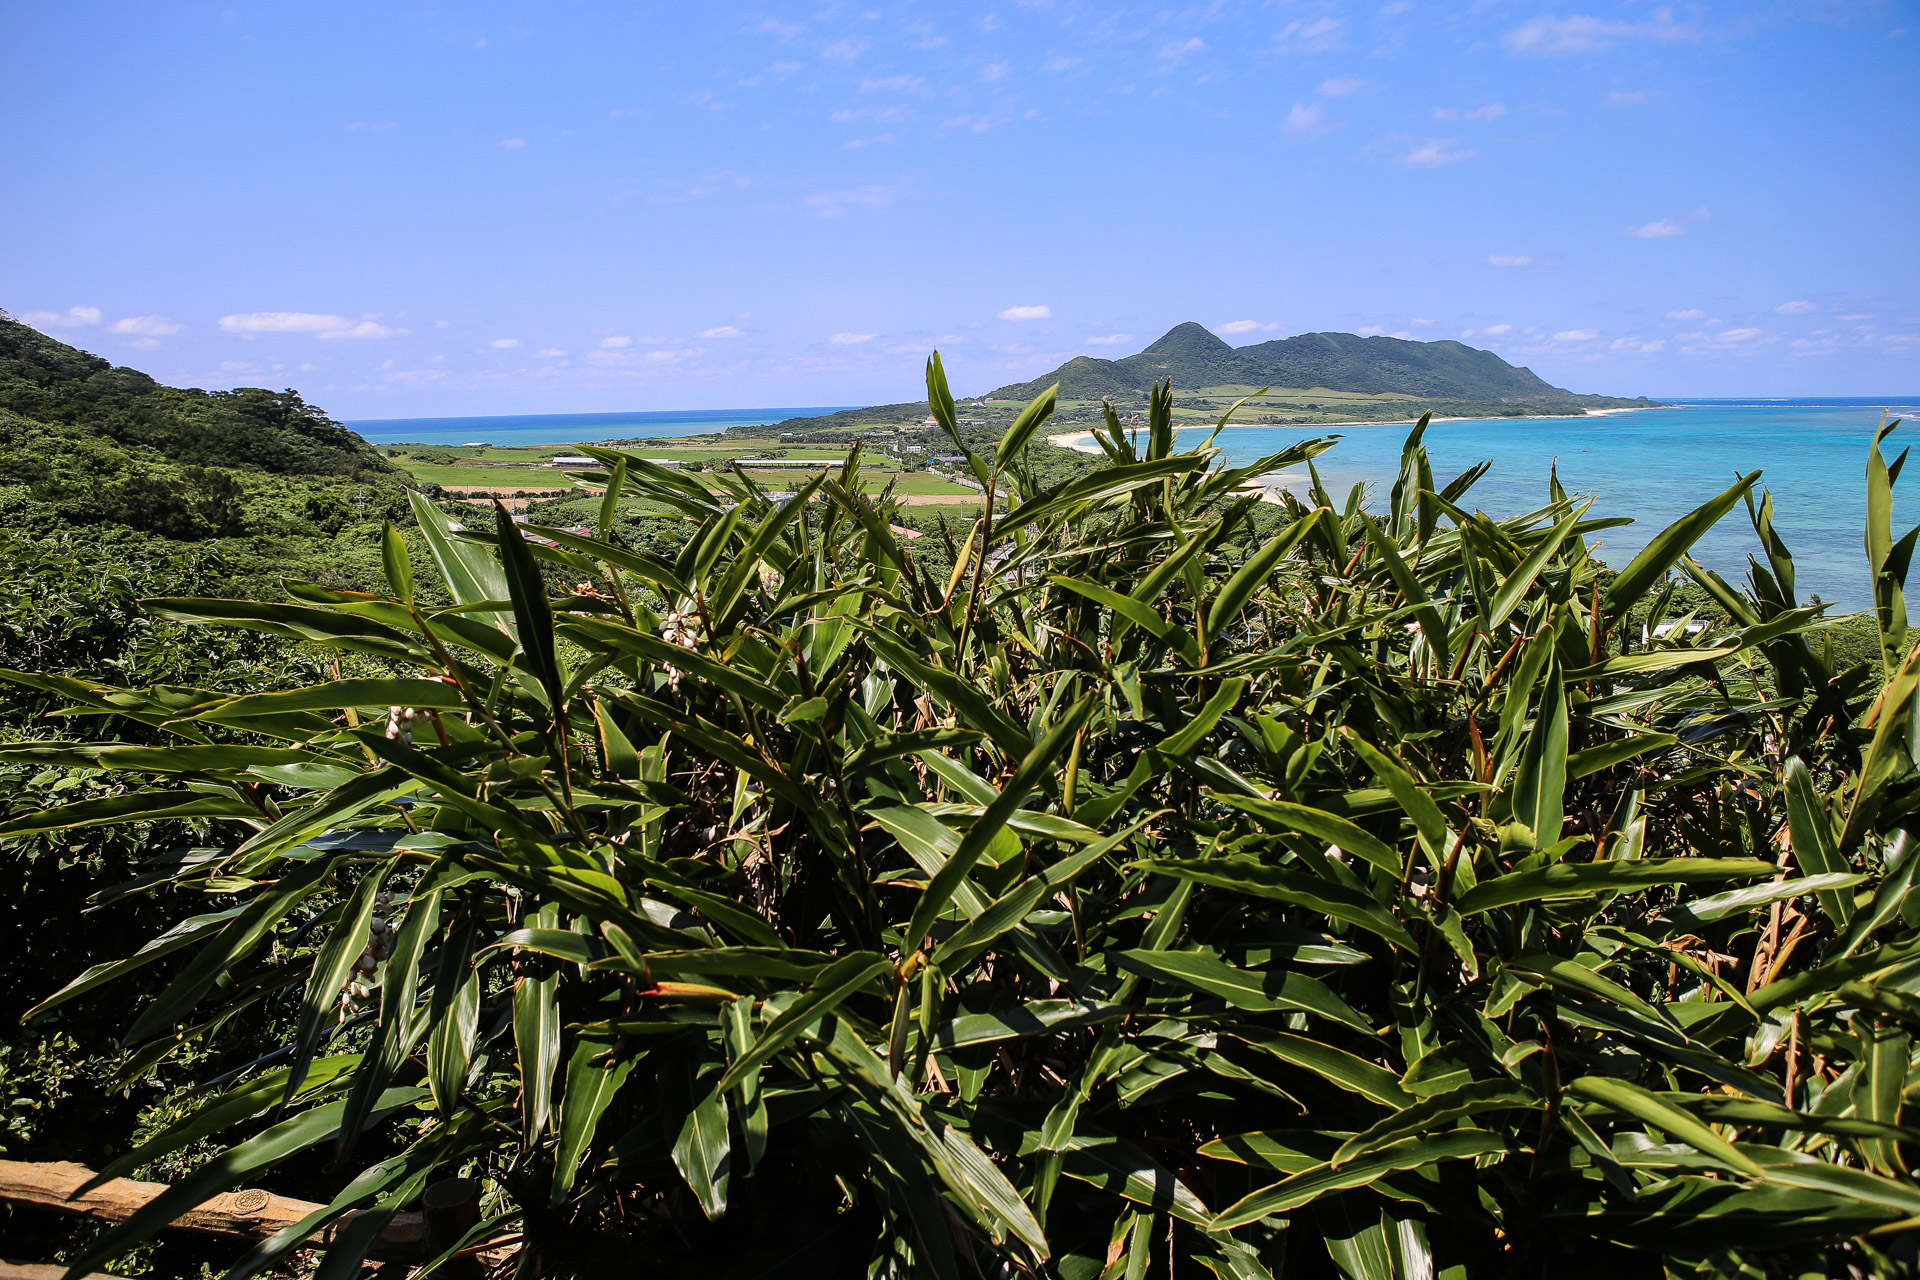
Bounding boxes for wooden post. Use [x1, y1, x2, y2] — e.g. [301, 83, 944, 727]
[422, 1178, 484, 1278]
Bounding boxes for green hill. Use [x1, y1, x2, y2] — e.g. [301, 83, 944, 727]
[0, 312, 414, 584]
[0, 312, 394, 478]
[988, 321, 1651, 410]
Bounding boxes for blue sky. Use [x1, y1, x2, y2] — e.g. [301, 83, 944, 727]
[3, 2, 1915, 417]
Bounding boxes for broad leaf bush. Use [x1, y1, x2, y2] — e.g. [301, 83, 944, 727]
[10, 363, 1920, 1279]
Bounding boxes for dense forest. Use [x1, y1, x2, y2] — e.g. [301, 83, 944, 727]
[2, 320, 1919, 1280]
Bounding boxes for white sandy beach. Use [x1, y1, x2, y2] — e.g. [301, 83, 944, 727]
[1045, 403, 1655, 455]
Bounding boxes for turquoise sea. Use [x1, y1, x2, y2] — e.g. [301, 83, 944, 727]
[344, 406, 853, 449]
[1199, 399, 1920, 613]
[349, 399, 1920, 612]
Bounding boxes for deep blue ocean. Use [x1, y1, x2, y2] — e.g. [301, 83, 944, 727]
[344, 406, 855, 448]
[348, 398, 1920, 611]
[1203, 399, 1920, 612]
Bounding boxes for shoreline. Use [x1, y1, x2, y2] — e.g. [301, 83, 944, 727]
[1045, 403, 1658, 454]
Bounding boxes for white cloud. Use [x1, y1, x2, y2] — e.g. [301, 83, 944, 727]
[1625, 219, 1683, 238]
[1718, 327, 1765, 342]
[1043, 54, 1082, 72]
[1605, 90, 1648, 106]
[537, 348, 567, 357]
[998, 305, 1052, 322]
[1275, 17, 1344, 52]
[1554, 329, 1599, 341]
[1434, 103, 1506, 121]
[22, 306, 101, 328]
[318, 321, 404, 341]
[1317, 76, 1373, 96]
[1626, 207, 1710, 238]
[1217, 320, 1279, 334]
[1401, 138, 1472, 167]
[1488, 255, 1534, 267]
[700, 325, 745, 338]
[218, 311, 405, 340]
[803, 184, 899, 216]
[1504, 13, 1694, 55]
[1775, 300, 1818, 315]
[1284, 103, 1323, 132]
[1160, 37, 1205, 58]
[1667, 308, 1706, 320]
[490, 338, 520, 348]
[821, 37, 868, 61]
[108, 315, 181, 336]
[859, 75, 922, 91]
[500, 138, 526, 149]
[221, 311, 346, 333]
[1484, 324, 1513, 336]
[1087, 334, 1130, 345]
[831, 332, 877, 344]
[600, 336, 632, 348]
[1611, 337, 1666, 352]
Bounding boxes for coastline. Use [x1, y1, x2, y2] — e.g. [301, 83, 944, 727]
[1045, 403, 1657, 455]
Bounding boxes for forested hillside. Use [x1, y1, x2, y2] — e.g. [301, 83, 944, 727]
[989, 321, 1654, 409]
[0, 313, 415, 586]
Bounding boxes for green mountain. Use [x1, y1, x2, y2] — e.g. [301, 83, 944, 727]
[0, 313, 394, 479]
[988, 321, 1650, 409]
[0, 312, 411, 580]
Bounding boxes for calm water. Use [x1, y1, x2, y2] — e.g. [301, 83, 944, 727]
[344, 406, 854, 448]
[350, 399, 1920, 611]
[1201, 399, 1920, 612]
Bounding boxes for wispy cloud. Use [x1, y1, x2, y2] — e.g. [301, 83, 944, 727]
[22, 306, 101, 328]
[219, 311, 405, 340]
[318, 321, 404, 341]
[1667, 308, 1706, 320]
[998, 304, 1052, 321]
[1400, 138, 1473, 167]
[1774, 300, 1818, 315]
[1216, 320, 1279, 335]
[1086, 333, 1130, 345]
[802, 184, 900, 216]
[1488, 255, 1534, 267]
[1159, 37, 1205, 60]
[600, 335, 632, 348]
[1317, 76, 1373, 96]
[108, 315, 180, 336]
[700, 325, 745, 338]
[1433, 103, 1506, 122]
[1284, 102, 1324, 132]
[1275, 17, 1344, 53]
[1554, 328, 1599, 342]
[537, 348, 567, 357]
[500, 138, 526, 149]
[1504, 12, 1696, 56]
[1625, 207, 1710, 238]
[490, 337, 520, 348]
[830, 332, 877, 344]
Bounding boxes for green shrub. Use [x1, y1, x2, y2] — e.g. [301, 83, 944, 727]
[8, 372, 1920, 1280]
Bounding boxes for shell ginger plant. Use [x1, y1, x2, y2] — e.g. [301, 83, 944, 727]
[8, 366, 1920, 1280]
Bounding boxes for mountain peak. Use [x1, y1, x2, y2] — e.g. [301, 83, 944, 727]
[1140, 321, 1233, 360]
[986, 322, 1648, 412]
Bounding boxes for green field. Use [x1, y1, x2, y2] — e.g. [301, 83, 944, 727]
[396, 463, 576, 489]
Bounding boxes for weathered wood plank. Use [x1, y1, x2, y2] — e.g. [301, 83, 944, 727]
[1, 1262, 130, 1280]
